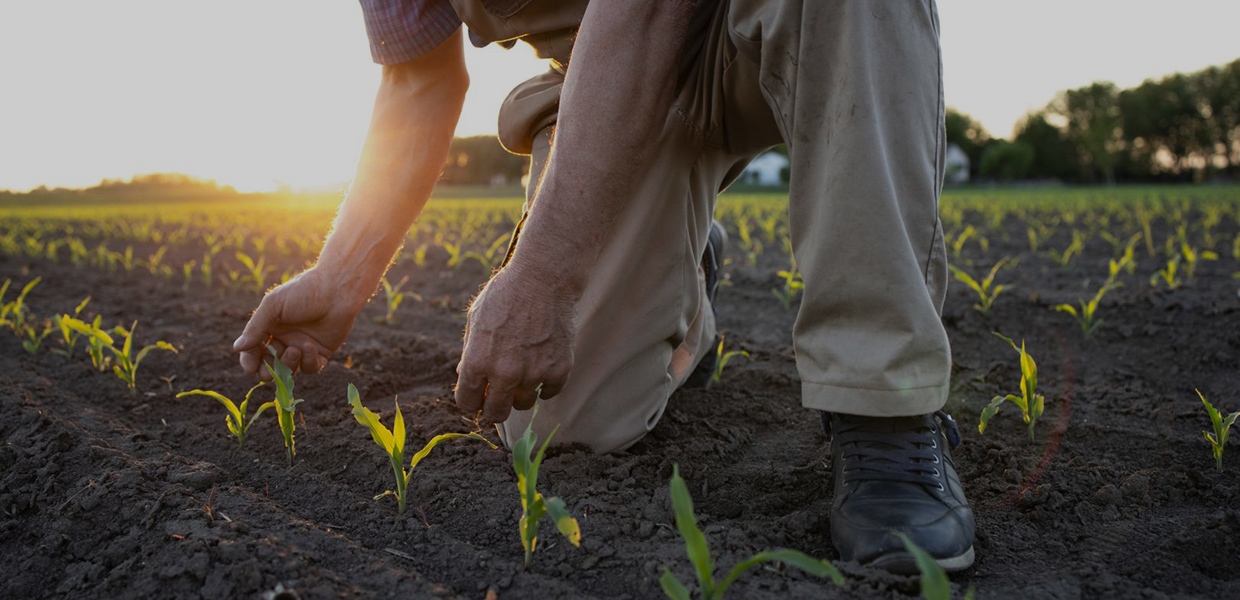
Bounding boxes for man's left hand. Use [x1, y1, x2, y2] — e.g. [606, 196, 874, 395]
[455, 261, 576, 424]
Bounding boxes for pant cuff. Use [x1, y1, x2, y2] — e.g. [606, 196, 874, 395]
[800, 380, 948, 417]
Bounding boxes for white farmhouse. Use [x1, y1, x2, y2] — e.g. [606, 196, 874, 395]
[945, 143, 970, 185]
[739, 151, 789, 186]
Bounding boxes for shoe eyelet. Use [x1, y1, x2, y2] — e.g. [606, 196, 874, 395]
[935, 483, 945, 491]
[932, 468, 941, 477]
[931, 455, 940, 464]
[930, 439, 938, 449]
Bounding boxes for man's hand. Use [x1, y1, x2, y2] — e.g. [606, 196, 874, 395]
[233, 267, 362, 378]
[455, 262, 575, 424]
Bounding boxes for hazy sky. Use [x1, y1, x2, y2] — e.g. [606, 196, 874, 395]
[2, 1, 1238, 192]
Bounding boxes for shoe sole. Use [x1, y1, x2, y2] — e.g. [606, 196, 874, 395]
[867, 545, 975, 575]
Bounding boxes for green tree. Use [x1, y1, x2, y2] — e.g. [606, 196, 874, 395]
[1014, 111, 1078, 180]
[945, 108, 990, 178]
[1050, 82, 1123, 184]
[979, 140, 1035, 181]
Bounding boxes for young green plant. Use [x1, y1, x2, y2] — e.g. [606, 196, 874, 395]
[660, 465, 843, 600]
[512, 407, 581, 569]
[771, 260, 803, 310]
[50, 297, 91, 358]
[1198, 389, 1237, 472]
[177, 383, 271, 448]
[894, 533, 975, 600]
[948, 257, 1011, 316]
[108, 321, 177, 393]
[979, 332, 1045, 442]
[711, 337, 750, 384]
[1054, 281, 1119, 341]
[264, 346, 304, 466]
[347, 384, 496, 514]
[377, 275, 419, 325]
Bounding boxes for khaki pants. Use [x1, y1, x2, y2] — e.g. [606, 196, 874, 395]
[491, 0, 951, 453]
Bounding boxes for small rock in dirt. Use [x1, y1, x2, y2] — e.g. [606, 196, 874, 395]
[1120, 474, 1150, 505]
[1019, 484, 1050, 509]
[1092, 484, 1122, 506]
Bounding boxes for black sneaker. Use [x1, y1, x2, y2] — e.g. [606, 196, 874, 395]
[824, 411, 975, 574]
[683, 220, 727, 389]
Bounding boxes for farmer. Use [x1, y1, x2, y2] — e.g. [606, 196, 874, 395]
[233, 0, 974, 572]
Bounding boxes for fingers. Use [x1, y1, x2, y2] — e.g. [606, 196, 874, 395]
[512, 385, 538, 411]
[454, 372, 487, 415]
[234, 292, 281, 353]
[481, 379, 517, 424]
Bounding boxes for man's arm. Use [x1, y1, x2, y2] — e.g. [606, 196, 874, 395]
[234, 29, 468, 376]
[455, 1, 697, 421]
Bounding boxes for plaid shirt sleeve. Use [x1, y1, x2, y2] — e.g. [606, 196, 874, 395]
[358, 0, 462, 65]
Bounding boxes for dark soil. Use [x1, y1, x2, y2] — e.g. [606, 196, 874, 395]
[2, 205, 1239, 599]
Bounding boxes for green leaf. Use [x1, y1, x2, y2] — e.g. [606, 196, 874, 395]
[408, 432, 496, 470]
[545, 496, 581, 547]
[715, 549, 843, 597]
[64, 316, 113, 345]
[248, 401, 278, 430]
[659, 569, 692, 600]
[1053, 304, 1078, 317]
[392, 398, 406, 459]
[895, 533, 951, 600]
[177, 389, 242, 427]
[347, 383, 395, 454]
[669, 464, 715, 596]
[978, 396, 1007, 434]
[1199, 389, 1222, 431]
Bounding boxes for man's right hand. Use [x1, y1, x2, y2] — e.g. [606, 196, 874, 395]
[232, 266, 362, 378]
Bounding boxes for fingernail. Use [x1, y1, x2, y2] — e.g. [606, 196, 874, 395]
[232, 336, 245, 350]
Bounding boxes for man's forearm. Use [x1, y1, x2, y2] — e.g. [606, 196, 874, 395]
[508, 0, 697, 297]
[316, 30, 468, 308]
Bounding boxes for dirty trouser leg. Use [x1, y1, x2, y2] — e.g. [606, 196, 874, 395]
[727, 0, 952, 415]
[493, 71, 740, 453]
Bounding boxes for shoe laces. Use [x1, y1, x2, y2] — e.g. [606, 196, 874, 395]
[829, 411, 961, 488]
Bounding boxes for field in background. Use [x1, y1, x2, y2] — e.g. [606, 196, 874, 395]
[1, 185, 1238, 599]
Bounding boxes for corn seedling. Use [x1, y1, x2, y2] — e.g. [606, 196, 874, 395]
[1179, 243, 1217, 280]
[2, 276, 41, 334]
[236, 252, 272, 295]
[894, 533, 974, 600]
[66, 315, 117, 371]
[1048, 230, 1086, 267]
[464, 234, 511, 273]
[950, 225, 976, 260]
[1054, 281, 1119, 341]
[771, 260, 803, 310]
[512, 407, 581, 569]
[50, 297, 92, 358]
[177, 383, 271, 448]
[347, 384, 496, 514]
[660, 465, 843, 599]
[1199, 389, 1237, 472]
[264, 346, 304, 466]
[182, 260, 197, 290]
[948, 257, 1011, 316]
[21, 319, 54, 354]
[109, 321, 177, 393]
[711, 337, 750, 384]
[979, 332, 1045, 442]
[378, 275, 419, 325]
[1150, 255, 1182, 289]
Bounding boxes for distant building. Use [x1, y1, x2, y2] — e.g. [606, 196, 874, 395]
[945, 143, 970, 184]
[739, 151, 789, 186]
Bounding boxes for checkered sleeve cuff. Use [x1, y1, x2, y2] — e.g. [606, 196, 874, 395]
[358, 0, 462, 65]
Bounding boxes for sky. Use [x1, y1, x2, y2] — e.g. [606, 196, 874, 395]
[1, 0, 1238, 193]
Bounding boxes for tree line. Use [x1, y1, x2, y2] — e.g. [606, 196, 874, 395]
[949, 58, 1240, 184]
